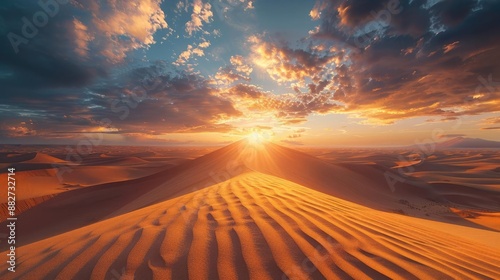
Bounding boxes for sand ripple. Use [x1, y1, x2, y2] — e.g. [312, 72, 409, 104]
[2, 171, 499, 280]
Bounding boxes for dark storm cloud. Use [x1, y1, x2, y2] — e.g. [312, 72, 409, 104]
[89, 65, 242, 133]
[0, 63, 242, 142]
[0, 1, 105, 88]
[388, 0, 430, 37]
[0, 0, 167, 91]
[337, 0, 387, 27]
[430, 0, 476, 26]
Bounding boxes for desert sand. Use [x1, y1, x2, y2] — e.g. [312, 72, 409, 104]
[0, 140, 499, 279]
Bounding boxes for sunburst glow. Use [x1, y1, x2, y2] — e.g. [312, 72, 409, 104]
[247, 132, 264, 144]
[247, 131, 266, 145]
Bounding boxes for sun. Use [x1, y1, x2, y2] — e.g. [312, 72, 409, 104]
[246, 131, 266, 145]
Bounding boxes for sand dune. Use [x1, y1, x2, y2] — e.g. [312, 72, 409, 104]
[108, 140, 439, 217]
[78, 156, 151, 166]
[2, 171, 499, 280]
[0, 152, 65, 164]
[0, 165, 167, 203]
[435, 137, 500, 149]
[1, 141, 498, 279]
[4, 140, 497, 248]
[0, 154, 174, 220]
[0, 168, 61, 196]
[24, 153, 66, 164]
[315, 148, 500, 228]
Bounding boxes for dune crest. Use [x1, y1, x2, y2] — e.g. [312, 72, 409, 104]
[107, 140, 437, 217]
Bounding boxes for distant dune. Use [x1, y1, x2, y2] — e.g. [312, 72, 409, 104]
[436, 137, 500, 149]
[0, 151, 171, 220]
[0, 141, 499, 279]
[0, 152, 64, 164]
[24, 152, 66, 164]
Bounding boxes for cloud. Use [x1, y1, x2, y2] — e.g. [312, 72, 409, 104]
[87, 0, 168, 62]
[214, 55, 253, 85]
[225, 84, 263, 99]
[217, 0, 500, 126]
[310, 1, 329, 20]
[430, 0, 476, 26]
[211, 0, 254, 31]
[72, 18, 93, 57]
[479, 116, 500, 130]
[185, 0, 213, 36]
[481, 127, 500, 130]
[439, 134, 466, 139]
[175, 42, 210, 65]
[2, 0, 500, 144]
[0, 63, 243, 142]
[198, 40, 211, 48]
[214, 67, 250, 84]
[230, 55, 253, 76]
[235, 87, 340, 125]
[304, 0, 500, 123]
[0, 0, 167, 90]
[280, 139, 304, 146]
[248, 34, 343, 89]
[119, 134, 196, 145]
[481, 116, 500, 125]
[336, 0, 387, 27]
[93, 64, 242, 132]
[443, 41, 460, 54]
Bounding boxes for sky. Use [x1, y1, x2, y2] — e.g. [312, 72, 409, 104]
[0, 0, 499, 146]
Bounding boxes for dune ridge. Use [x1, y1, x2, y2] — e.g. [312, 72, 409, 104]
[106, 140, 438, 218]
[2, 171, 499, 280]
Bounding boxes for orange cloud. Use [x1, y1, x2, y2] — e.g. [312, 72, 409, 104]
[214, 55, 253, 85]
[175, 41, 210, 65]
[72, 19, 93, 58]
[249, 35, 341, 85]
[230, 55, 253, 76]
[185, 0, 213, 36]
[443, 41, 460, 53]
[89, 0, 168, 62]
